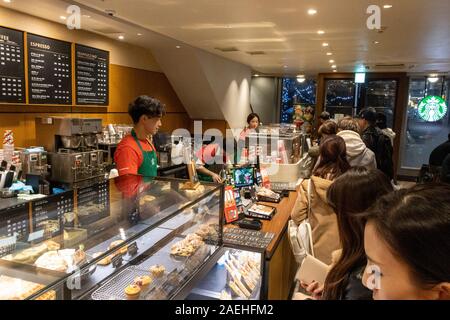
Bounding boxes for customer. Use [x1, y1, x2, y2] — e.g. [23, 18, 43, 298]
[291, 135, 350, 264]
[302, 167, 394, 300]
[115, 95, 165, 177]
[376, 112, 396, 147]
[337, 117, 376, 170]
[357, 108, 394, 180]
[441, 154, 450, 183]
[429, 133, 450, 167]
[362, 184, 450, 300]
[319, 111, 331, 125]
[318, 120, 337, 141]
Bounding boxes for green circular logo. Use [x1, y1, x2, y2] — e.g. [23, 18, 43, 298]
[418, 96, 448, 122]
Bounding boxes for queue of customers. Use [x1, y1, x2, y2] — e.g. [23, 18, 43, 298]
[290, 109, 449, 300]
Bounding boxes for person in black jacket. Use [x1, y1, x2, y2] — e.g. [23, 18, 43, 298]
[429, 133, 450, 167]
[357, 108, 394, 179]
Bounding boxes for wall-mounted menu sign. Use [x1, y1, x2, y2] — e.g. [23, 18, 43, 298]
[75, 44, 109, 105]
[0, 27, 25, 104]
[31, 191, 74, 238]
[27, 33, 72, 105]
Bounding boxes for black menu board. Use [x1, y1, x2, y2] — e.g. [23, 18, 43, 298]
[27, 33, 72, 105]
[0, 27, 25, 104]
[76, 180, 110, 225]
[31, 191, 74, 238]
[0, 202, 29, 243]
[75, 44, 109, 105]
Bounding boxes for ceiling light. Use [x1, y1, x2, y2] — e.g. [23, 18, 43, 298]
[176, 45, 181, 49]
[137, 33, 142, 36]
[326, 52, 333, 56]
[82, 15, 91, 18]
[297, 77, 306, 83]
[373, 41, 380, 44]
[118, 35, 125, 40]
[297, 74, 305, 78]
[322, 43, 329, 47]
[60, 16, 67, 20]
[308, 9, 317, 15]
[329, 60, 335, 63]
[317, 30, 325, 35]
[3, 0, 11, 3]
[333, 70, 338, 73]
[331, 65, 337, 69]
[383, 5, 393, 9]
[254, 74, 260, 77]
[428, 76, 439, 83]
[283, 65, 288, 68]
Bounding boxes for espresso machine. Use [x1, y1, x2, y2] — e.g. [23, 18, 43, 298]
[35, 117, 107, 187]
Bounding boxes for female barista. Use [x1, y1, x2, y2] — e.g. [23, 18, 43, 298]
[237, 113, 261, 163]
[114, 95, 165, 177]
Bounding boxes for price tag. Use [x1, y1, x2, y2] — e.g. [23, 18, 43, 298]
[27, 230, 44, 242]
[111, 254, 123, 268]
[127, 242, 138, 256]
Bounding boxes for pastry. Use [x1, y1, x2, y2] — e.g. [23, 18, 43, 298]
[0, 275, 46, 300]
[45, 240, 61, 251]
[124, 284, 141, 300]
[35, 290, 57, 300]
[93, 252, 111, 266]
[108, 240, 128, 255]
[134, 275, 152, 289]
[73, 249, 87, 266]
[149, 265, 165, 278]
[170, 234, 205, 257]
[35, 251, 68, 273]
[139, 195, 156, 206]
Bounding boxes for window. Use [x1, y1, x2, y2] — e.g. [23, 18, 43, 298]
[280, 78, 316, 123]
[365, 80, 397, 129]
[324, 80, 355, 117]
[400, 77, 450, 170]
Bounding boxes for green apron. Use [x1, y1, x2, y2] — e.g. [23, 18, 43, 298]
[131, 130, 158, 178]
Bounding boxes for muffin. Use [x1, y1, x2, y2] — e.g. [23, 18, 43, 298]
[134, 275, 152, 289]
[149, 265, 166, 278]
[124, 284, 141, 300]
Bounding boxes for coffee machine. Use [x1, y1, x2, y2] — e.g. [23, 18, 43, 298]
[35, 117, 107, 187]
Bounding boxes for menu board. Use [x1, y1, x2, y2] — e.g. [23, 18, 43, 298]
[0, 27, 25, 103]
[75, 44, 109, 105]
[76, 180, 110, 225]
[31, 191, 74, 238]
[0, 203, 29, 243]
[27, 33, 72, 105]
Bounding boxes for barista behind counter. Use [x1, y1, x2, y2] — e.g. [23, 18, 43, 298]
[114, 96, 165, 178]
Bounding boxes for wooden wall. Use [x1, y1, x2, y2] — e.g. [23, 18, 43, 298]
[0, 64, 191, 147]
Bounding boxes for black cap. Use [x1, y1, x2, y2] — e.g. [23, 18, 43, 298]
[357, 107, 377, 123]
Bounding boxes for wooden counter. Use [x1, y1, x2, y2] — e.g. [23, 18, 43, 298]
[225, 189, 300, 300]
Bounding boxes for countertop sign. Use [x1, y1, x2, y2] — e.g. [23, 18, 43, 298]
[0, 27, 25, 104]
[75, 44, 109, 106]
[27, 34, 72, 105]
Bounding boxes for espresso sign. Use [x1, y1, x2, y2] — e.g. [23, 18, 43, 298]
[0, 27, 25, 103]
[75, 44, 109, 106]
[27, 34, 72, 105]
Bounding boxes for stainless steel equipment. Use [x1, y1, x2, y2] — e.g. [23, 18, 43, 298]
[19, 148, 50, 177]
[35, 117, 106, 186]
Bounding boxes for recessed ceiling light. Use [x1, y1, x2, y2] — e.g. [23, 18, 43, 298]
[118, 35, 125, 40]
[331, 65, 337, 69]
[373, 41, 380, 44]
[283, 65, 288, 68]
[317, 30, 325, 35]
[333, 70, 338, 73]
[308, 9, 317, 15]
[297, 74, 305, 78]
[82, 15, 91, 18]
[383, 5, 393, 9]
[176, 45, 181, 49]
[326, 52, 333, 56]
[3, 0, 11, 3]
[329, 60, 335, 63]
[297, 77, 306, 83]
[428, 76, 439, 83]
[137, 33, 142, 36]
[60, 16, 67, 20]
[254, 74, 260, 77]
[322, 43, 329, 47]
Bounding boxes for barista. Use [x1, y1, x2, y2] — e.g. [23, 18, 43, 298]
[114, 96, 165, 177]
[237, 113, 261, 163]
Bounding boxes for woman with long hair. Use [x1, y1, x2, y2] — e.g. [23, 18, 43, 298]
[362, 184, 450, 300]
[291, 135, 350, 264]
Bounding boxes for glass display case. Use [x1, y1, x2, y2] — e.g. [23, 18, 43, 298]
[0, 175, 227, 300]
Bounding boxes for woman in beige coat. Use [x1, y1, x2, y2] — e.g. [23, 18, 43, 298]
[291, 135, 350, 265]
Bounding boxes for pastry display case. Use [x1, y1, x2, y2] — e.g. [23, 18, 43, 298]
[0, 175, 224, 300]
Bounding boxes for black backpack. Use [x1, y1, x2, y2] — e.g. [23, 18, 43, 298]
[375, 131, 394, 179]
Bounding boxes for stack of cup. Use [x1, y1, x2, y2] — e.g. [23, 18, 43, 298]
[3, 130, 14, 163]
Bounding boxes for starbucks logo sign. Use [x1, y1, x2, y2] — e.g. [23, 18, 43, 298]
[418, 96, 448, 122]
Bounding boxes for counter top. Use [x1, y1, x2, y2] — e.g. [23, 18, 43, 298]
[225, 188, 299, 260]
[0, 197, 32, 212]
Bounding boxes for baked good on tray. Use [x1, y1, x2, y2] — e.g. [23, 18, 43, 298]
[170, 234, 204, 257]
[124, 284, 141, 300]
[34, 251, 68, 272]
[149, 265, 166, 278]
[0, 275, 48, 300]
[134, 275, 152, 289]
[108, 240, 128, 255]
[93, 252, 112, 266]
